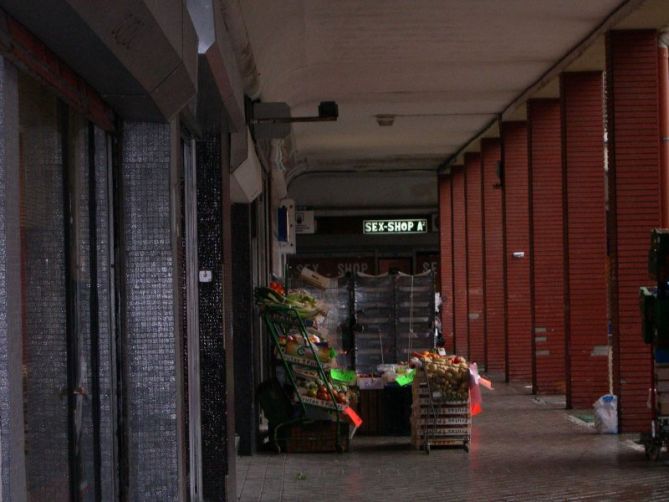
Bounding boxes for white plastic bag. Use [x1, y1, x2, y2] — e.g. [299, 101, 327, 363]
[593, 394, 618, 434]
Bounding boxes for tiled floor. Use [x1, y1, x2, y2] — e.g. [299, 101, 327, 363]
[236, 381, 669, 501]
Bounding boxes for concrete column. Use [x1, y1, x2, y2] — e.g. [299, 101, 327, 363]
[481, 139, 505, 375]
[439, 173, 455, 352]
[0, 57, 27, 502]
[607, 30, 662, 432]
[501, 122, 533, 384]
[465, 152, 484, 364]
[528, 99, 566, 395]
[195, 133, 230, 498]
[560, 71, 609, 409]
[451, 165, 469, 356]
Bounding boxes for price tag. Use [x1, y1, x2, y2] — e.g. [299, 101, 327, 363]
[330, 369, 356, 384]
[342, 406, 363, 428]
[396, 369, 415, 386]
[437, 347, 446, 356]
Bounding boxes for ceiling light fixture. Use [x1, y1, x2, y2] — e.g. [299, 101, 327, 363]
[251, 101, 339, 124]
[375, 114, 395, 127]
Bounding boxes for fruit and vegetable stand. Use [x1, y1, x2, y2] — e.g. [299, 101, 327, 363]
[254, 273, 485, 453]
[256, 285, 361, 453]
[410, 352, 473, 453]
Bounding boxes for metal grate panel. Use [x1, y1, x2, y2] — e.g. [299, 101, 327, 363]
[19, 71, 70, 500]
[122, 122, 178, 500]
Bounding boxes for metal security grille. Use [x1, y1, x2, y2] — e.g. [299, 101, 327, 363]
[19, 72, 70, 500]
[18, 70, 117, 502]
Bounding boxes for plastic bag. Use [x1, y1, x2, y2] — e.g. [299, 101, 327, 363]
[469, 362, 483, 416]
[593, 394, 618, 434]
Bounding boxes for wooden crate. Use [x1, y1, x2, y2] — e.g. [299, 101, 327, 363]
[411, 371, 471, 449]
[411, 435, 468, 448]
[413, 415, 471, 427]
[355, 389, 384, 435]
[284, 420, 349, 453]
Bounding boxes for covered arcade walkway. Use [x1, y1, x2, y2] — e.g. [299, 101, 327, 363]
[237, 382, 669, 502]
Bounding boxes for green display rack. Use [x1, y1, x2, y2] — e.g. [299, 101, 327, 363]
[260, 304, 346, 453]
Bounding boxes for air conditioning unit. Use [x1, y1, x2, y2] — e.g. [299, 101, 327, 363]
[230, 129, 262, 203]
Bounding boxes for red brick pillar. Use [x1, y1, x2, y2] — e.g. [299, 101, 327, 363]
[561, 72, 609, 409]
[451, 165, 469, 356]
[501, 122, 532, 384]
[465, 152, 484, 363]
[481, 139, 505, 374]
[607, 30, 661, 432]
[528, 99, 566, 394]
[439, 173, 455, 352]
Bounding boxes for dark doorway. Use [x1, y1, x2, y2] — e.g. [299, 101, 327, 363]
[378, 258, 412, 275]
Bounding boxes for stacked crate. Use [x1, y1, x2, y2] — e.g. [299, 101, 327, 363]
[657, 363, 669, 416]
[411, 371, 471, 449]
[395, 272, 435, 362]
[353, 274, 396, 373]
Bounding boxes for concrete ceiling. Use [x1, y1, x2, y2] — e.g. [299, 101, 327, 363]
[239, 0, 666, 207]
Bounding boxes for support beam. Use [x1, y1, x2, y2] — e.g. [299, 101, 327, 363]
[481, 140, 505, 375]
[465, 152, 484, 364]
[561, 72, 609, 409]
[528, 99, 566, 395]
[439, 173, 455, 352]
[501, 121, 533, 386]
[607, 30, 661, 433]
[451, 165, 469, 357]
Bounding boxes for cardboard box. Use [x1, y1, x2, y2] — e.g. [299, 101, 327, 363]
[655, 365, 669, 381]
[299, 267, 333, 290]
[658, 397, 669, 415]
[357, 377, 385, 390]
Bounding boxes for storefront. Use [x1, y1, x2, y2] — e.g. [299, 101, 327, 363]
[253, 267, 478, 453]
[0, 2, 256, 500]
[289, 213, 439, 277]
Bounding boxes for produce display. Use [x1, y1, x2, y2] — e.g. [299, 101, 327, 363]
[257, 282, 361, 453]
[297, 378, 352, 406]
[412, 351, 469, 401]
[257, 284, 353, 409]
[410, 351, 472, 452]
[278, 331, 336, 364]
[255, 285, 328, 319]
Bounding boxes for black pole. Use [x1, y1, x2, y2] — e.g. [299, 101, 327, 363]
[60, 102, 81, 502]
[88, 123, 102, 502]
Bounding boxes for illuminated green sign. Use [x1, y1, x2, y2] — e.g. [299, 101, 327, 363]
[363, 218, 428, 235]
